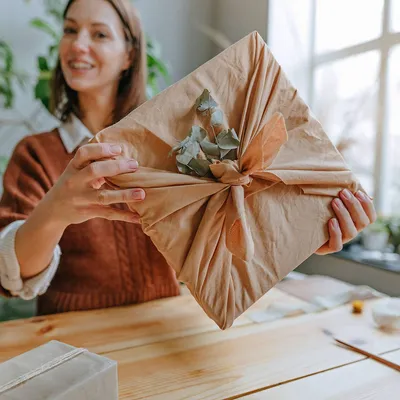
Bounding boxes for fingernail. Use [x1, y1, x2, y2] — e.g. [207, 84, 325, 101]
[341, 189, 352, 200]
[355, 191, 366, 201]
[331, 218, 339, 229]
[132, 189, 145, 200]
[333, 198, 343, 209]
[111, 145, 122, 154]
[128, 160, 138, 169]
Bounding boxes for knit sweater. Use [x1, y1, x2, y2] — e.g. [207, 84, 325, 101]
[0, 129, 180, 315]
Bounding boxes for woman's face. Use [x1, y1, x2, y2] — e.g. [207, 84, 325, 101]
[59, 0, 131, 95]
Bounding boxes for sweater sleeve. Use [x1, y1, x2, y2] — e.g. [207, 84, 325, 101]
[0, 136, 60, 298]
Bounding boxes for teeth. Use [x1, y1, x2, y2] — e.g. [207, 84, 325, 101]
[70, 62, 92, 69]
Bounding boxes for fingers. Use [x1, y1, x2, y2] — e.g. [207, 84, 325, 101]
[339, 189, 371, 231]
[332, 189, 377, 243]
[332, 197, 358, 242]
[315, 218, 343, 255]
[72, 143, 123, 169]
[95, 188, 146, 205]
[354, 190, 377, 224]
[327, 218, 343, 252]
[81, 158, 139, 183]
[90, 205, 141, 224]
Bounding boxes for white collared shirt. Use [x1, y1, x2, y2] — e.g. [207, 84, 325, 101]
[0, 116, 92, 299]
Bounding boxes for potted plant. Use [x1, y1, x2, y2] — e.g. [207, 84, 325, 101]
[387, 217, 400, 254]
[361, 217, 390, 251]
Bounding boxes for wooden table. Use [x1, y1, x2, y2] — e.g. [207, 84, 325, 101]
[1, 286, 399, 399]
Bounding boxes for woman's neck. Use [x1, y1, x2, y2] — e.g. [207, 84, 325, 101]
[78, 86, 118, 134]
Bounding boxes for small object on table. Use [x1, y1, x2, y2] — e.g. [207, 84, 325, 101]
[334, 337, 400, 372]
[0, 340, 118, 399]
[352, 300, 364, 314]
[372, 298, 400, 330]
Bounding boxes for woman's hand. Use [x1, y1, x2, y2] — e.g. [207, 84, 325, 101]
[315, 189, 377, 255]
[42, 143, 144, 229]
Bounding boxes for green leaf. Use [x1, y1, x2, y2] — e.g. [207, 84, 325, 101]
[30, 18, 60, 40]
[189, 126, 207, 142]
[188, 158, 211, 177]
[0, 41, 13, 72]
[217, 128, 240, 150]
[34, 79, 51, 110]
[211, 109, 223, 126]
[200, 139, 220, 158]
[196, 89, 218, 112]
[38, 56, 49, 71]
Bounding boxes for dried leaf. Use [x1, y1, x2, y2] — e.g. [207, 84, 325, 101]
[176, 152, 193, 166]
[217, 128, 240, 150]
[189, 125, 207, 142]
[176, 140, 200, 165]
[221, 149, 237, 161]
[200, 139, 220, 157]
[168, 136, 191, 157]
[188, 158, 211, 177]
[177, 162, 192, 174]
[211, 109, 223, 126]
[196, 89, 218, 112]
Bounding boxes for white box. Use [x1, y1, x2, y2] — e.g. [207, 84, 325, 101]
[0, 340, 118, 399]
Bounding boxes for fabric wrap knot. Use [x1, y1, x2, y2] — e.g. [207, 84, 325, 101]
[210, 160, 252, 186]
[213, 112, 289, 262]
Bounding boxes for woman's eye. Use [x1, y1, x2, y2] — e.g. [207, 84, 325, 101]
[63, 27, 77, 35]
[94, 31, 108, 39]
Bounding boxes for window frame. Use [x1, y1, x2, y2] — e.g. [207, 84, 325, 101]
[292, 0, 400, 213]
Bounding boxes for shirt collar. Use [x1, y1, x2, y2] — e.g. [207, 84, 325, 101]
[57, 114, 93, 153]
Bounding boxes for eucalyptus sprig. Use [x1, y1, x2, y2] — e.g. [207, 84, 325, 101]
[169, 89, 240, 177]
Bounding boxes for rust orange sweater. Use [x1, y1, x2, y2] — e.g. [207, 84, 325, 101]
[0, 130, 180, 315]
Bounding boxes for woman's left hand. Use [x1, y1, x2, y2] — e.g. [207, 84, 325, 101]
[315, 189, 377, 255]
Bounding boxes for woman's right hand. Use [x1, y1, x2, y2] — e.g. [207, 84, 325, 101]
[42, 143, 144, 228]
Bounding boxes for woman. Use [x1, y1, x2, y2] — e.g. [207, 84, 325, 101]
[0, 0, 376, 315]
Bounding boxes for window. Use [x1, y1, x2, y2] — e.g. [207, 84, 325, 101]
[268, 0, 400, 214]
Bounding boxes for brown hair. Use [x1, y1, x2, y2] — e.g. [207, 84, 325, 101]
[51, 0, 147, 125]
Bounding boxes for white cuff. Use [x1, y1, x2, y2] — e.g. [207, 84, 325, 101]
[0, 220, 61, 300]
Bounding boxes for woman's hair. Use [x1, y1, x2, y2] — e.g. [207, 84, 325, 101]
[50, 0, 147, 125]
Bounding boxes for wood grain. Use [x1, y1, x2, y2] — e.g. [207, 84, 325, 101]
[243, 349, 400, 399]
[0, 288, 303, 362]
[103, 300, 400, 400]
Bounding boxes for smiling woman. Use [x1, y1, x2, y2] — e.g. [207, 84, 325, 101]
[0, 0, 181, 316]
[52, 0, 146, 130]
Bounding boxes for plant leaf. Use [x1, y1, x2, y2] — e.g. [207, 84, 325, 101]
[195, 89, 218, 112]
[211, 109, 223, 126]
[189, 126, 207, 142]
[34, 79, 50, 109]
[176, 141, 200, 165]
[221, 149, 237, 161]
[177, 162, 192, 174]
[200, 139, 220, 157]
[217, 128, 240, 150]
[38, 56, 49, 71]
[30, 18, 60, 40]
[188, 158, 211, 177]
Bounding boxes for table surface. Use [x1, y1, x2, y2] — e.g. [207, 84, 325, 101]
[1, 285, 399, 400]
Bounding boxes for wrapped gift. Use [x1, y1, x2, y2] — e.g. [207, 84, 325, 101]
[93, 31, 362, 329]
[0, 341, 118, 399]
